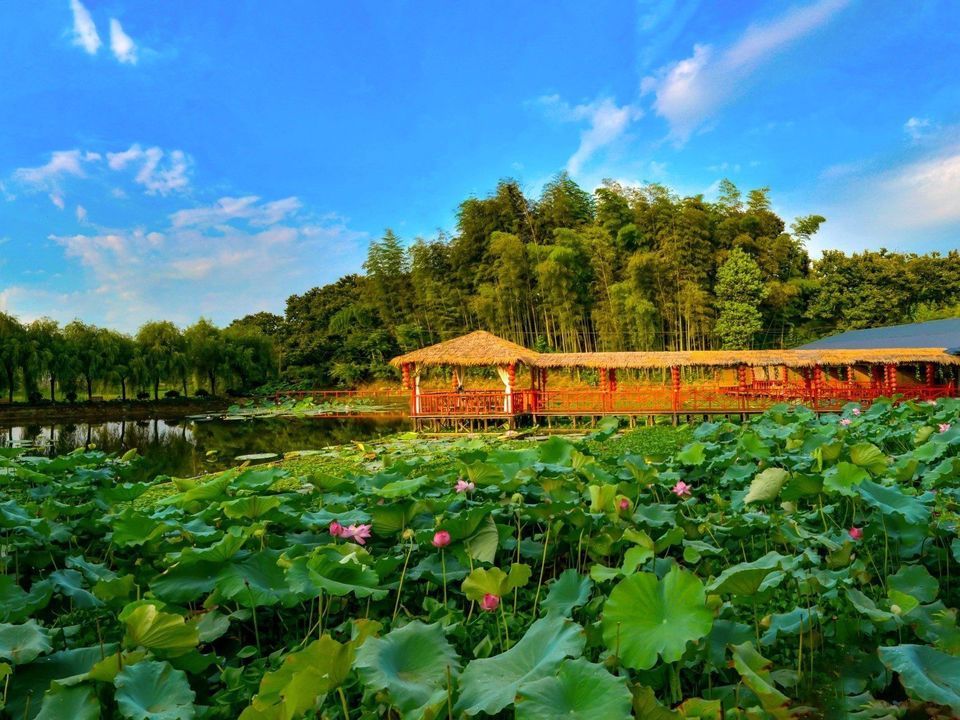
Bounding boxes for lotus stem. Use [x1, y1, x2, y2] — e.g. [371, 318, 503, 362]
[499, 602, 511, 648]
[445, 664, 454, 720]
[338, 687, 350, 719]
[441, 548, 448, 607]
[532, 524, 550, 616]
[393, 543, 414, 622]
[245, 581, 261, 653]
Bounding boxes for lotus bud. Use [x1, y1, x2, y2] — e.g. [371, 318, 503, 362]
[706, 594, 722, 611]
[253, 527, 265, 538]
[891, 604, 902, 616]
[401, 528, 415, 541]
[781, 501, 796, 514]
[760, 614, 772, 629]
[432, 530, 451, 548]
[510, 492, 524, 505]
[480, 593, 500, 612]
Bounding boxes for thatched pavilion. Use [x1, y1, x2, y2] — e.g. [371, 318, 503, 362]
[390, 331, 960, 430]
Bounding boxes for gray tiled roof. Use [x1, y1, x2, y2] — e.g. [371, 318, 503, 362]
[800, 318, 960, 353]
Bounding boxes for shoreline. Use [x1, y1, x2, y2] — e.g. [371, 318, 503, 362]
[0, 398, 232, 425]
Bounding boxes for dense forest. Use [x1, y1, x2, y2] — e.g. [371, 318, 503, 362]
[3, 175, 960, 397]
[265, 175, 960, 386]
[0, 315, 274, 402]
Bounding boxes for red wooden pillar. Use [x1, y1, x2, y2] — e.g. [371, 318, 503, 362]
[670, 366, 681, 414]
[539, 368, 548, 412]
[847, 365, 855, 388]
[609, 369, 617, 392]
[926, 363, 936, 386]
[813, 365, 824, 409]
[507, 363, 516, 413]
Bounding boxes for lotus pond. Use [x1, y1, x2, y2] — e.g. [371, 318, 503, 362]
[0, 400, 959, 718]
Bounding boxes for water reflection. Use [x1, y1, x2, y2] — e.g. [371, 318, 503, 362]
[0, 416, 409, 478]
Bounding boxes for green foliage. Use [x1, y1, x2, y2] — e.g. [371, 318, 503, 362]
[0, 401, 959, 716]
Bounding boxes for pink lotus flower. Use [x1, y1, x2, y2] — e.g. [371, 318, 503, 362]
[852, 407, 862, 416]
[480, 593, 500, 612]
[432, 530, 451, 548]
[455, 480, 475, 493]
[848, 527, 863, 541]
[672, 481, 692, 499]
[619, 497, 630, 511]
[839, 418, 852, 427]
[939, 423, 951, 433]
[328, 520, 344, 538]
[927, 399, 938, 406]
[340, 524, 372, 545]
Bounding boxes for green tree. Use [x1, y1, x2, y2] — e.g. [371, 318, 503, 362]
[25, 319, 67, 401]
[136, 321, 184, 400]
[64, 321, 114, 401]
[714, 248, 768, 349]
[185, 319, 225, 396]
[0, 313, 27, 402]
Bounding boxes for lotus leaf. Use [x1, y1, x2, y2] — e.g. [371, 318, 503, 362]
[461, 563, 531, 601]
[730, 642, 791, 719]
[456, 615, 584, 716]
[515, 657, 631, 719]
[707, 552, 784, 596]
[602, 565, 713, 670]
[541, 569, 592, 617]
[243, 635, 353, 719]
[122, 604, 199, 656]
[0, 622, 52, 664]
[744, 468, 789, 504]
[878, 644, 960, 712]
[34, 683, 100, 720]
[355, 621, 459, 719]
[114, 660, 196, 720]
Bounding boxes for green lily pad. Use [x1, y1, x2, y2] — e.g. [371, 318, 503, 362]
[34, 683, 100, 720]
[122, 604, 199, 657]
[515, 657, 631, 719]
[456, 615, 585, 716]
[878, 644, 960, 713]
[0, 622, 52, 664]
[114, 660, 196, 720]
[243, 635, 353, 719]
[744, 468, 789, 504]
[602, 565, 713, 671]
[355, 621, 459, 719]
[541, 570, 592, 617]
[707, 552, 784, 596]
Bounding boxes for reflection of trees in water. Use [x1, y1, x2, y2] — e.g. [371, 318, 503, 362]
[2, 417, 408, 479]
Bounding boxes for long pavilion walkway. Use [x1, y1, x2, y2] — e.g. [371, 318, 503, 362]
[391, 331, 960, 431]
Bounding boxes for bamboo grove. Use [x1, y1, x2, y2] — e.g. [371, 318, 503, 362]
[272, 175, 960, 387]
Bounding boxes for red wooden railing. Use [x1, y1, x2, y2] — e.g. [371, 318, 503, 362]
[407, 382, 957, 418]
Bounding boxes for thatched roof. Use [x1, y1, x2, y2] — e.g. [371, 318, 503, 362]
[390, 330, 539, 368]
[534, 348, 960, 369]
[391, 331, 960, 369]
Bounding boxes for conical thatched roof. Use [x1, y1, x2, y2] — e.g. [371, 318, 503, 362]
[390, 330, 539, 368]
[391, 331, 960, 369]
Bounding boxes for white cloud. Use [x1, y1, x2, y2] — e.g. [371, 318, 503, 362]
[170, 196, 302, 228]
[109, 19, 137, 64]
[903, 116, 938, 142]
[43, 203, 366, 330]
[75, 204, 87, 222]
[13, 149, 90, 187]
[69, 0, 101, 55]
[50, 193, 65, 210]
[106, 144, 191, 194]
[537, 95, 643, 176]
[644, 0, 850, 141]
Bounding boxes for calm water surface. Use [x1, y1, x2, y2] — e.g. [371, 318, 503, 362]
[0, 416, 409, 478]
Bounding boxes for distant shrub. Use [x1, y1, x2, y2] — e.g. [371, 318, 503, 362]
[27, 390, 44, 404]
[194, 388, 211, 398]
[164, 390, 181, 399]
[65, 391, 78, 403]
[225, 388, 243, 398]
[136, 391, 150, 400]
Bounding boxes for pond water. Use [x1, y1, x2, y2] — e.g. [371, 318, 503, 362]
[0, 416, 410, 478]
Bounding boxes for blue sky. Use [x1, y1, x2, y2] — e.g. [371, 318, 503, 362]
[1, 0, 959, 331]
